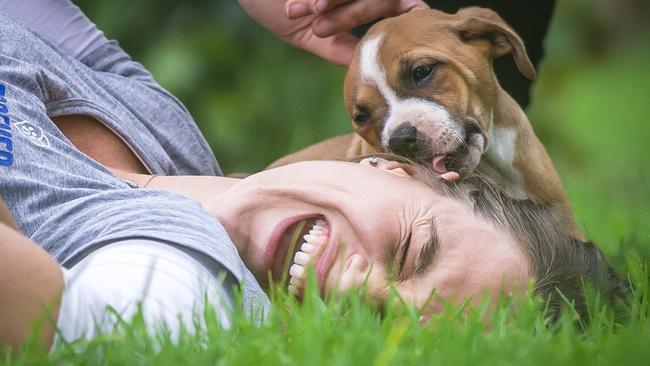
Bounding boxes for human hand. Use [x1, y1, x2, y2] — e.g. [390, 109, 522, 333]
[239, 0, 429, 66]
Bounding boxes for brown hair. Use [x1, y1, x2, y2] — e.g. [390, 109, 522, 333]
[351, 153, 630, 321]
[458, 174, 630, 322]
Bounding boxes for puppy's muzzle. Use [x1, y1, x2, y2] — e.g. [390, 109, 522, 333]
[386, 119, 486, 179]
[387, 123, 426, 159]
[443, 119, 485, 178]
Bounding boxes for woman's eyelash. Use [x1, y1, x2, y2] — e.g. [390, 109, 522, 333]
[398, 232, 412, 278]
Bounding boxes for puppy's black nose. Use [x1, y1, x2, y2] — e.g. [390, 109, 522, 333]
[388, 123, 419, 156]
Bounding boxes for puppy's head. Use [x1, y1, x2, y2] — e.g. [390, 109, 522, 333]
[343, 7, 535, 178]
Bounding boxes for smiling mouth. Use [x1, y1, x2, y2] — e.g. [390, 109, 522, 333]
[269, 216, 330, 293]
[288, 219, 329, 293]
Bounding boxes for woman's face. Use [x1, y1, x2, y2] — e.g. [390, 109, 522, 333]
[211, 159, 529, 313]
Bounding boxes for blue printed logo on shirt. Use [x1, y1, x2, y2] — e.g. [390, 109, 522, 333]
[0, 83, 13, 166]
[14, 121, 50, 149]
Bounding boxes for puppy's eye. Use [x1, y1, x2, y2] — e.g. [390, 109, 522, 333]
[353, 107, 371, 126]
[354, 113, 369, 125]
[412, 64, 436, 85]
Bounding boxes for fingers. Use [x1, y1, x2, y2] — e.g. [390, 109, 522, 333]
[440, 171, 461, 182]
[286, 0, 430, 38]
[286, 0, 357, 17]
[311, 0, 354, 15]
[311, 0, 400, 37]
[286, 0, 312, 19]
[282, 0, 429, 65]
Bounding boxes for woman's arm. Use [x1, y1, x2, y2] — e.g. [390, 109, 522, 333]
[0, 198, 18, 231]
[0, 201, 64, 352]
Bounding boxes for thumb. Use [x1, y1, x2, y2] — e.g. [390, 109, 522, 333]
[398, 0, 430, 12]
[319, 33, 359, 66]
[285, 0, 312, 19]
[303, 32, 358, 66]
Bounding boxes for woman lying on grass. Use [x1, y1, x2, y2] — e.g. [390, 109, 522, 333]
[0, 0, 627, 355]
[0, 153, 628, 353]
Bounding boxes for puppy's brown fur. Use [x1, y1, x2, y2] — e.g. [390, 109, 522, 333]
[269, 8, 580, 238]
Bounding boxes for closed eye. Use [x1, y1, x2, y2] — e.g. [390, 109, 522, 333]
[397, 232, 412, 279]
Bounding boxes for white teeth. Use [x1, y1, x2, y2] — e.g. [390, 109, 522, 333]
[303, 234, 318, 243]
[294, 251, 309, 265]
[301, 243, 314, 253]
[287, 219, 330, 291]
[290, 264, 305, 278]
[289, 277, 300, 286]
[302, 234, 322, 244]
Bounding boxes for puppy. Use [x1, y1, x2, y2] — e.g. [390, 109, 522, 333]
[269, 7, 580, 238]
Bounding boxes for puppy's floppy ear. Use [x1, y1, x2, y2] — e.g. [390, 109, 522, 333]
[454, 7, 536, 80]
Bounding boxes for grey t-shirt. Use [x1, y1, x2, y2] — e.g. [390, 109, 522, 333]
[0, 13, 269, 313]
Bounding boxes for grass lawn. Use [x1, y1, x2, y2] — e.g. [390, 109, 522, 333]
[3, 1, 649, 365]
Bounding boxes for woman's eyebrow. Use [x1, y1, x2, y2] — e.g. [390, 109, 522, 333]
[414, 217, 440, 276]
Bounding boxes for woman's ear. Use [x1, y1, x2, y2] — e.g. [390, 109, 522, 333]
[359, 156, 415, 178]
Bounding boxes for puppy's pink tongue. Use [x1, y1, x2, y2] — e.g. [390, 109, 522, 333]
[432, 155, 461, 181]
[432, 154, 448, 174]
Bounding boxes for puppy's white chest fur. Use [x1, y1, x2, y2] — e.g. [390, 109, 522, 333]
[485, 125, 526, 197]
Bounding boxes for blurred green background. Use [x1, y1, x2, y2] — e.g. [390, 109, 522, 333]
[75, 0, 649, 262]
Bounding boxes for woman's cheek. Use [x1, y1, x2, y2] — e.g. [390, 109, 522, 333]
[324, 255, 387, 298]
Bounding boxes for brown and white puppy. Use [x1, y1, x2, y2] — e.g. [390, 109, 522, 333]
[269, 7, 580, 237]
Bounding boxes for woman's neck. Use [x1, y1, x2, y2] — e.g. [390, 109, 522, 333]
[110, 168, 240, 208]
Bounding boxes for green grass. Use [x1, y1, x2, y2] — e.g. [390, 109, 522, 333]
[4, 0, 649, 364]
[4, 267, 649, 365]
